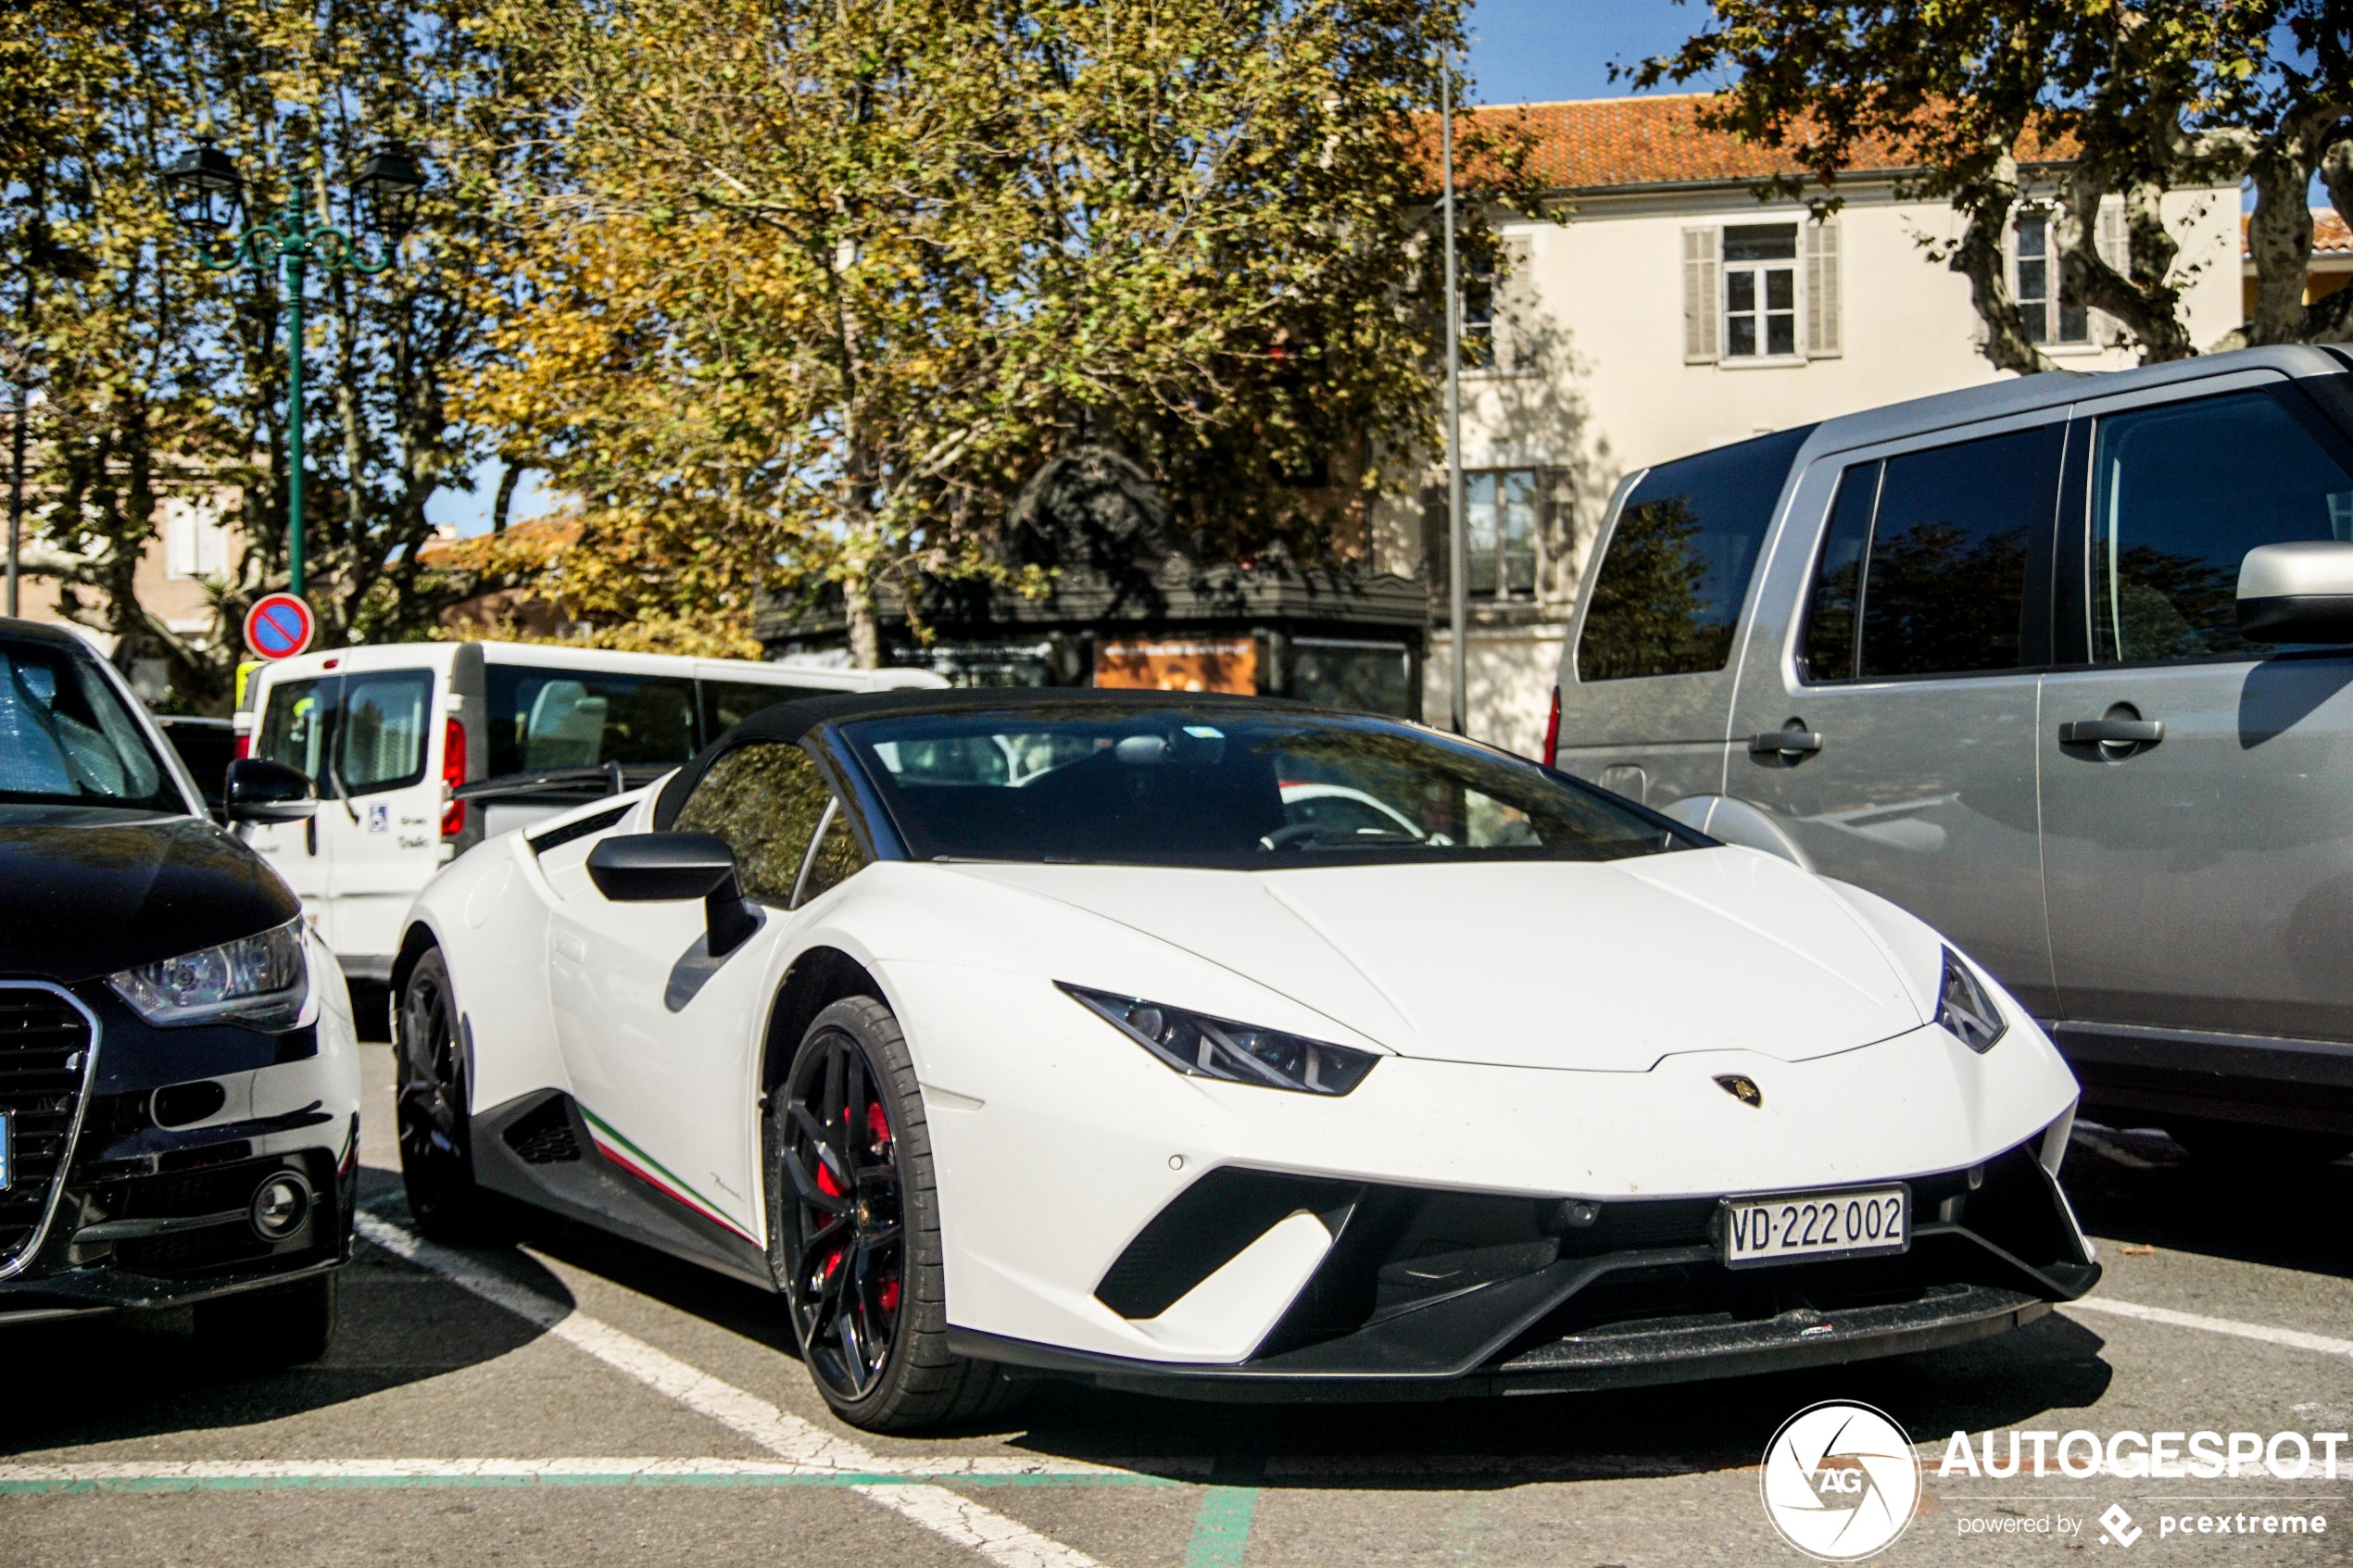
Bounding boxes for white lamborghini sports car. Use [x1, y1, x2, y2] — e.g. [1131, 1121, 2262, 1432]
[393, 689, 2098, 1432]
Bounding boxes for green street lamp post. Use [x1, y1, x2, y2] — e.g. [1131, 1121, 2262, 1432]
[161, 139, 425, 599]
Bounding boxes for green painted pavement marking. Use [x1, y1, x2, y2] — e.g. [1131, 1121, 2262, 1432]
[0, 1473, 1177, 1496]
[1182, 1485, 1262, 1568]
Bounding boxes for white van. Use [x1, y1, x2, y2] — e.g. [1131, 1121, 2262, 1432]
[238, 641, 943, 982]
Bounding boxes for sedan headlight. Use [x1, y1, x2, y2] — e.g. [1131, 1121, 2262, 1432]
[109, 918, 309, 1031]
[1936, 947, 2007, 1054]
[1060, 983, 1378, 1096]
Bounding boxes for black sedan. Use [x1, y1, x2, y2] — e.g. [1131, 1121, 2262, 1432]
[0, 618, 359, 1359]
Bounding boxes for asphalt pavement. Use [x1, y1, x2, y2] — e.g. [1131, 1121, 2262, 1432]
[6, 1042, 2351, 1567]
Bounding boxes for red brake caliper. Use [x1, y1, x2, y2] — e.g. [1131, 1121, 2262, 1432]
[864, 1102, 900, 1314]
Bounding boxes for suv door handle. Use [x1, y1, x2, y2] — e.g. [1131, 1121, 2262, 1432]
[2058, 718, 2164, 746]
[1748, 728, 1823, 758]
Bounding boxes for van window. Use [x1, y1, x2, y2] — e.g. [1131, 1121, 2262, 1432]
[1577, 425, 1812, 681]
[699, 679, 825, 739]
[1800, 425, 2058, 682]
[339, 671, 433, 794]
[257, 677, 338, 785]
[487, 667, 698, 778]
[2089, 389, 2353, 662]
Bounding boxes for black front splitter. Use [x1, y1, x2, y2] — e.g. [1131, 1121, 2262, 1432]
[950, 1282, 2055, 1404]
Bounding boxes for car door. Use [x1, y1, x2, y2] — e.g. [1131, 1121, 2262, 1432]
[247, 673, 340, 947]
[323, 666, 440, 968]
[2041, 373, 2353, 1044]
[1726, 418, 2064, 1015]
[546, 739, 869, 1244]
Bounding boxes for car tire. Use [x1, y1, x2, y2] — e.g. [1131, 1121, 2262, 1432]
[193, 1273, 337, 1367]
[768, 996, 1022, 1433]
[396, 947, 504, 1243]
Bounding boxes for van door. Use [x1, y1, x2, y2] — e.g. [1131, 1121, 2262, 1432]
[2041, 376, 2353, 1047]
[323, 667, 438, 972]
[249, 673, 340, 947]
[1727, 420, 2064, 1014]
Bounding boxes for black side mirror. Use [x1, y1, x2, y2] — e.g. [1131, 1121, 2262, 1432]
[585, 833, 761, 957]
[223, 759, 318, 823]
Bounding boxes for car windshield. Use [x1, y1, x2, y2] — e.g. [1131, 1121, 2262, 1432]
[837, 704, 1696, 868]
[0, 635, 182, 811]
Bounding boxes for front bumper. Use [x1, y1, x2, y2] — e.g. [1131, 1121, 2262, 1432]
[0, 973, 360, 1325]
[950, 1138, 2095, 1402]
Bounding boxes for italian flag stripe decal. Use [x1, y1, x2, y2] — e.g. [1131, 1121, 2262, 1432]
[577, 1107, 760, 1245]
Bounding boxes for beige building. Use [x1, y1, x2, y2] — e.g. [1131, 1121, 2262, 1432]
[1387, 94, 2246, 755]
[10, 487, 241, 701]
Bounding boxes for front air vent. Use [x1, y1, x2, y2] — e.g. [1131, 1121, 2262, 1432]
[0, 985, 98, 1278]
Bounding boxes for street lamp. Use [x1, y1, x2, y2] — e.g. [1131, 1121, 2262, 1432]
[160, 138, 426, 598]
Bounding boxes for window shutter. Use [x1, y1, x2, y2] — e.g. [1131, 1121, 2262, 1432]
[1682, 227, 1719, 362]
[1495, 234, 1536, 373]
[1805, 219, 1842, 358]
[2091, 195, 2127, 345]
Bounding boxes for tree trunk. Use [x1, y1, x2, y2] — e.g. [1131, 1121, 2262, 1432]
[845, 570, 882, 668]
[1949, 166, 2053, 377]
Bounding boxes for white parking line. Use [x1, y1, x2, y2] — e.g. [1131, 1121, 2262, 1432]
[355, 1213, 1107, 1567]
[2068, 1296, 2353, 1360]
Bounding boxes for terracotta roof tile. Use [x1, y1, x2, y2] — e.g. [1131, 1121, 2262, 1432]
[2236, 209, 2352, 258]
[1464, 93, 2068, 193]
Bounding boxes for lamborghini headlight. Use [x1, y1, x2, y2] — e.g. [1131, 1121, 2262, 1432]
[1060, 983, 1378, 1096]
[110, 918, 308, 1031]
[1936, 947, 2007, 1054]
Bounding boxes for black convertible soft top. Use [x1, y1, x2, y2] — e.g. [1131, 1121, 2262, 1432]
[650, 685, 1297, 829]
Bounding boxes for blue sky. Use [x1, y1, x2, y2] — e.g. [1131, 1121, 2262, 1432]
[429, 0, 1706, 536]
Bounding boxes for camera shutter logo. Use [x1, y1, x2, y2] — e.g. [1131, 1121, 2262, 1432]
[1759, 1400, 1921, 1561]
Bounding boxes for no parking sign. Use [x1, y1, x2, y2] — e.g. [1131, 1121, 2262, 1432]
[243, 593, 317, 660]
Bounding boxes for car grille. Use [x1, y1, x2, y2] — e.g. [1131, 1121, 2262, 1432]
[0, 985, 96, 1276]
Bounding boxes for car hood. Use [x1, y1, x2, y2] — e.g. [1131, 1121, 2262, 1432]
[0, 806, 300, 984]
[950, 847, 1927, 1072]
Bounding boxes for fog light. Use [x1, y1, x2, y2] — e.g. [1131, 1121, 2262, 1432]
[248, 1172, 312, 1242]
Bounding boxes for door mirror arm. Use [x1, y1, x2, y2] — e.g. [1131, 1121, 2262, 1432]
[585, 833, 762, 958]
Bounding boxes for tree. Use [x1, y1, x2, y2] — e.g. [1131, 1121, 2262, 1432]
[1633, 0, 2353, 374]
[463, 0, 1535, 663]
[2, 1, 547, 707]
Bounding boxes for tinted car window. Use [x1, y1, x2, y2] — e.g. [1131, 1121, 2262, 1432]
[2090, 389, 2353, 662]
[673, 741, 836, 905]
[1858, 426, 2055, 678]
[487, 667, 698, 777]
[799, 804, 869, 902]
[0, 637, 178, 810]
[1577, 425, 1813, 681]
[1800, 426, 2057, 684]
[841, 704, 1692, 868]
[699, 678, 824, 739]
[339, 671, 433, 794]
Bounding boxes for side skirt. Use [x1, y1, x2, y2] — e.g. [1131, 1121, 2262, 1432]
[471, 1090, 774, 1290]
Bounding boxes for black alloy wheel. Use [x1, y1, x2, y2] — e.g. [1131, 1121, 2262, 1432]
[396, 947, 497, 1241]
[769, 997, 1018, 1431]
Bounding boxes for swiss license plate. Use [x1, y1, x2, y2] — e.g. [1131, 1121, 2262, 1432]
[1721, 1184, 1909, 1268]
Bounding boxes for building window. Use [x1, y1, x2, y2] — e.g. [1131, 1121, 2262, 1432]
[2013, 210, 2089, 345]
[1466, 470, 1539, 596]
[1723, 224, 1799, 358]
[163, 497, 229, 581]
[1458, 260, 1496, 370]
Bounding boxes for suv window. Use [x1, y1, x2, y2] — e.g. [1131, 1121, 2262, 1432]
[672, 741, 839, 905]
[339, 671, 433, 794]
[1577, 425, 1813, 682]
[487, 667, 698, 777]
[1801, 424, 2059, 681]
[699, 678, 824, 739]
[2088, 388, 2353, 662]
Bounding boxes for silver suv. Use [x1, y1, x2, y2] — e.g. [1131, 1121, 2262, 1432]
[1554, 345, 2353, 1160]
